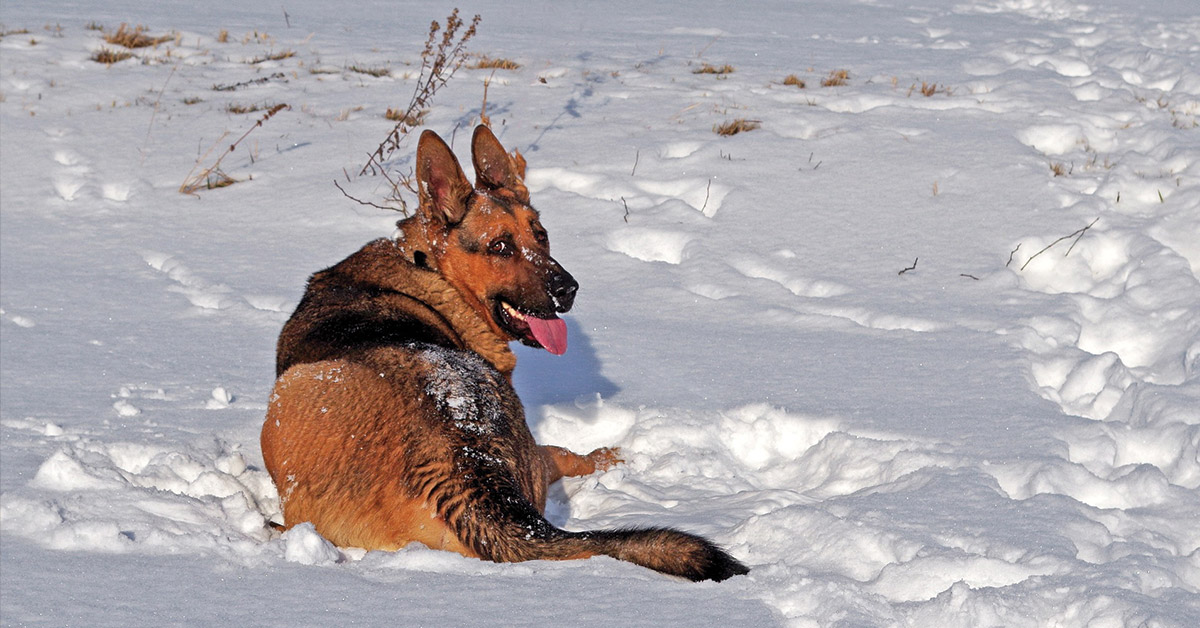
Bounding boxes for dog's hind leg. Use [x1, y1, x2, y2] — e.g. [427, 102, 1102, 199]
[440, 445, 747, 582]
[540, 445, 623, 483]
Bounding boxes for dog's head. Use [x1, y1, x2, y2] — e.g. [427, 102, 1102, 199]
[402, 125, 577, 355]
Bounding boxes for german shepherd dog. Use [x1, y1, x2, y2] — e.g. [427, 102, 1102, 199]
[261, 125, 748, 581]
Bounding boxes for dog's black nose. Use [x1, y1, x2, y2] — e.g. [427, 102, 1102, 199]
[549, 268, 578, 312]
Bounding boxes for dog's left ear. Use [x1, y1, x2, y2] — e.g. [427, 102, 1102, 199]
[472, 125, 530, 203]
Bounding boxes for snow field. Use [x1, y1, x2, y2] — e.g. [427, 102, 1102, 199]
[3, 0, 1200, 626]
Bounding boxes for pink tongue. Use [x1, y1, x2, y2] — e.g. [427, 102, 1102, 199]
[525, 316, 568, 355]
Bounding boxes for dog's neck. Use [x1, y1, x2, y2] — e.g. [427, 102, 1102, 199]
[395, 216, 437, 270]
[373, 235, 517, 378]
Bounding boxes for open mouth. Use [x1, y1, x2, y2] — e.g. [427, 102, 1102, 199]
[494, 300, 568, 355]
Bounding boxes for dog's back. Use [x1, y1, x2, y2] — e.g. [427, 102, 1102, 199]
[262, 126, 748, 581]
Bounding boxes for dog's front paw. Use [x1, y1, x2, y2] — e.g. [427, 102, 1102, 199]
[587, 447, 624, 471]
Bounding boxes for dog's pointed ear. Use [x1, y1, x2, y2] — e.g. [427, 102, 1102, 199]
[417, 130, 472, 225]
[472, 125, 530, 203]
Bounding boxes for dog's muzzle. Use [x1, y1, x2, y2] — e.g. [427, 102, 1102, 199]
[548, 266, 577, 313]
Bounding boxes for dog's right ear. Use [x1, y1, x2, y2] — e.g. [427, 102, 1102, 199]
[416, 130, 472, 226]
[471, 125, 530, 203]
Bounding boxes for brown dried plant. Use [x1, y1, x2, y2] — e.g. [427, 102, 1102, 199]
[349, 64, 390, 77]
[694, 63, 734, 75]
[248, 50, 296, 64]
[472, 55, 520, 70]
[180, 104, 289, 195]
[91, 48, 133, 64]
[783, 74, 805, 88]
[714, 119, 760, 136]
[105, 23, 173, 49]
[385, 107, 428, 125]
[356, 9, 481, 213]
[821, 69, 849, 87]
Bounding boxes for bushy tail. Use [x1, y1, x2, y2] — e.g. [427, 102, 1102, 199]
[455, 495, 748, 581]
[443, 452, 748, 581]
[559, 527, 750, 582]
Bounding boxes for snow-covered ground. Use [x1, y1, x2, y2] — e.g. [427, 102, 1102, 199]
[3, 0, 1198, 625]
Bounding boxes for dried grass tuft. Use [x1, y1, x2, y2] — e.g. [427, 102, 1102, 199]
[385, 107, 428, 125]
[472, 55, 519, 70]
[105, 23, 172, 49]
[714, 118, 760, 136]
[91, 47, 133, 64]
[821, 69, 849, 87]
[348, 64, 390, 77]
[249, 50, 295, 64]
[783, 74, 805, 88]
[694, 63, 734, 75]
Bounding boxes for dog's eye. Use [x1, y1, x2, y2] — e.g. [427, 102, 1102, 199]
[533, 230, 549, 246]
[488, 237, 515, 257]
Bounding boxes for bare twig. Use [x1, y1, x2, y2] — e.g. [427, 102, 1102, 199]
[1064, 219, 1098, 256]
[960, 273, 979, 280]
[1019, 218, 1099, 271]
[631, 149, 639, 176]
[696, 34, 721, 58]
[334, 180, 400, 212]
[700, 179, 712, 214]
[142, 63, 178, 161]
[898, 257, 918, 275]
[621, 196, 630, 222]
[1006, 243, 1021, 268]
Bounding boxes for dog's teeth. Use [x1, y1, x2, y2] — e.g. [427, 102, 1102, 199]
[503, 302, 526, 321]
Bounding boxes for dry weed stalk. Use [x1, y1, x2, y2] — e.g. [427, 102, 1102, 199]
[714, 119, 760, 136]
[180, 104, 289, 195]
[356, 9, 481, 212]
[479, 72, 494, 127]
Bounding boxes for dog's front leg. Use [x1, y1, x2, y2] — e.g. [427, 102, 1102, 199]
[541, 445, 622, 484]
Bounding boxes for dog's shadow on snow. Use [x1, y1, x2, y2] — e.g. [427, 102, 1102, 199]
[512, 317, 618, 431]
[512, 318, 617, 527]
